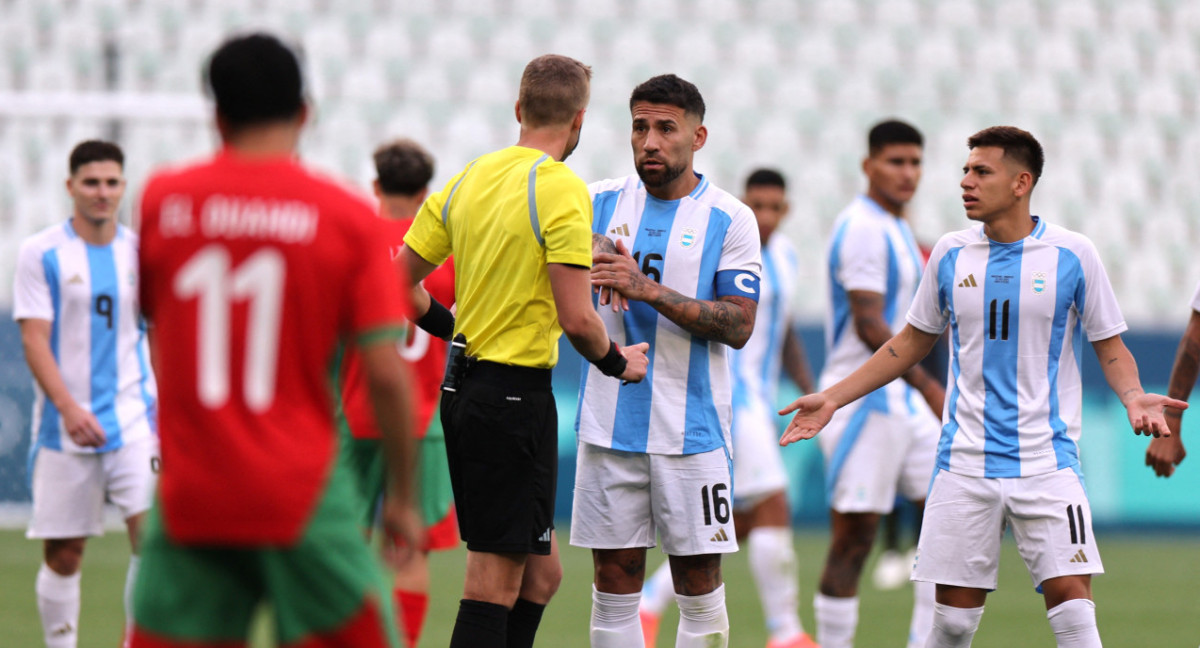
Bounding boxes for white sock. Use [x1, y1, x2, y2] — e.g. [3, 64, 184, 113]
[1047, 599, 1102, 648]
[123, 555, 140, 648]
[591, 586, 645, 648]
[675, 583, 729, 648]
[814, 592, 858, 648]
[37, 563, 81, 648]
[640, 561, 675, 616]
[908, 579, 936, 648]
[927, 602, 985, 648]
[747, 527, 804, 641]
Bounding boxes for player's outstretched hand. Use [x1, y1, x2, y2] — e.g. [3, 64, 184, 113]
[380, 498, 425, 570]
[63, 402, 107, 447]
[1127, 393, 1188, 438]
[592, 239, 656, 304]
[618, 342, 650, 383]
[777, 393, 838, 446]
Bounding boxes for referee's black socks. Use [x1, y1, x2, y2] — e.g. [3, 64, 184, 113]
[449, 599, 507, 648]
[506, 598, 547, 648]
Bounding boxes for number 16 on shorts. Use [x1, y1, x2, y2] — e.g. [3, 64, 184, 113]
[700, 483, 730, 526]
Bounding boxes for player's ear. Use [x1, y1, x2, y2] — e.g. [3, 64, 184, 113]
[1012, 170, 1034, 198]
[514, 100, 522, 125]
[572, 108, 585, 131]
[692, 123, 707, 151]
[372, 180, 383, 200]
[296, 103, 309, 128]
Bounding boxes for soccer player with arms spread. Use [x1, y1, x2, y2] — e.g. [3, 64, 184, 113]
[337, 138, 457, 647]
[576, 74, 762, 648]
[780, 126, 1184, 648]
[130, 33, 421, 648]
[15, 140, 158, 648]
[398, 54, 648, 648]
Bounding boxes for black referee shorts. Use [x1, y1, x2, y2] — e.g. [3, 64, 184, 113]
[440, 361, 557, 555]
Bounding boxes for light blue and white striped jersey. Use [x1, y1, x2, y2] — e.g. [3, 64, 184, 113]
[577, 174, 762, 455]
[732, 234, 799, 413]
[13, 220, 158, 455]
[821, 195, 925, 410]
[907, 217, 1126, 478]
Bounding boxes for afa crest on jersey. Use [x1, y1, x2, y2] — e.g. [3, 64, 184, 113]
[680, 227, 697, 249]
[1032, 271, 1047, 294]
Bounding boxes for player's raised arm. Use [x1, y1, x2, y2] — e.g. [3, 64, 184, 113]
[778, 324, 940, 445]
[592, 238, 758, 349]
[1146, 308, 1200, 476]
[1091, 335, 1188, 439]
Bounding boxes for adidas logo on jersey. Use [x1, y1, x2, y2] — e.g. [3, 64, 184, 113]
[609, 223, 630, 237]
[957, 274, 978, 288]
[1069, 549, 1088, 564]
[709, 528, 730, 543]
[67, 274, 84, 285]
[51, 622, 75, 636]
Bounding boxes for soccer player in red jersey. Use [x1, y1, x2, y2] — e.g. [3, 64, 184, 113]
[129, 33, 421, 648]
[336, 138, 458, 647]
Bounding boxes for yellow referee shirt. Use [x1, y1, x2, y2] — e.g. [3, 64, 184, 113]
[404, 145, 593, 369]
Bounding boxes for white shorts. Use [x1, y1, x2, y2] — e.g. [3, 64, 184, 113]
[818, 390, 939, 513]
[570, 441, 739, 556]
[912, 467, 1104, 590]
[731, 399, 788, 510]
[28, 435, 160, 539]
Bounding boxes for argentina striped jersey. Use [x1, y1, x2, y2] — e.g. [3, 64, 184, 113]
[822, 195, 925, 410]
[906, 217, 1126, 478]
[732, 234, 799, 413]
[13, 220, 157, 455]
[577, 174, 762, 455]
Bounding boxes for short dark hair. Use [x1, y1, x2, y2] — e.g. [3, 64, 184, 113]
[518, 54, 592, 128]
[629, 74, 705, 122]
[744, 168, 786, 191]
[967, 125, 1044, 185]
[69, 140, 124, 174]
[373, 139, 435, 196]
[206, 33, 304, 129]
[868, 119, 923, 155]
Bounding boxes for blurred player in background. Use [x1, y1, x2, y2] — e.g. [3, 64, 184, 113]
[577, 74, 761, 648]
[399, 54, 648, 648]
[1144, 280, 1199, 477]
[335, 138, 456, 647]
[638, 168, 817, 648]
[813, 120, 942, 648]
[781, 125, 1185, 648]
[131, 33, 421, 647]
[15, 139, 158, 648]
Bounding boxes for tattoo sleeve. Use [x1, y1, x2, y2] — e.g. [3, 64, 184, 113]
[1168, 330, 1200, 403]
[647, 290, 757, 348]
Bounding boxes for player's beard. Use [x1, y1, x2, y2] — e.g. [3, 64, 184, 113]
[636, 159, 686, 188]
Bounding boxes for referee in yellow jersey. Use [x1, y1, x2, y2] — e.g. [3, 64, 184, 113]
[399, 54, 649, 648]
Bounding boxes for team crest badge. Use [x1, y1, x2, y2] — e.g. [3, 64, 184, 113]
[680, 227, 697, 249]
[1032, 271, 1047, 294]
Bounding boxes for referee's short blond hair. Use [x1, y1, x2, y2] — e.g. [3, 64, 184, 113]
[518, 54, 592, 129]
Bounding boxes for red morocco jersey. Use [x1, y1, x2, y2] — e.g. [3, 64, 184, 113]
[138, 149, 410, 545]
[340, 217, 454, 439]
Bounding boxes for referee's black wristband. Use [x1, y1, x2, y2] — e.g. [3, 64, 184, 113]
[415, 298, 455, 341]
[591, 340, 627, 378]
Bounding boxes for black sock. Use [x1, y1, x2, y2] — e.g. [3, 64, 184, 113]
[505, 597, 547, 648]
[450, 598, 508, 648]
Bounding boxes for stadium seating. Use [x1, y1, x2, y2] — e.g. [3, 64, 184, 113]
[0, 0, 1198, 325]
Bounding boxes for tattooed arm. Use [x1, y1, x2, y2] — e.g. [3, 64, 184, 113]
[1092, 335, 1187, 440]
[849, 290, 945, 415]
[778, 324, 939, 444]
[591, 239, 757, 348]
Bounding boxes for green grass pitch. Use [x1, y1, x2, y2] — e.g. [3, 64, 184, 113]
[2, 528, 1197, 647]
